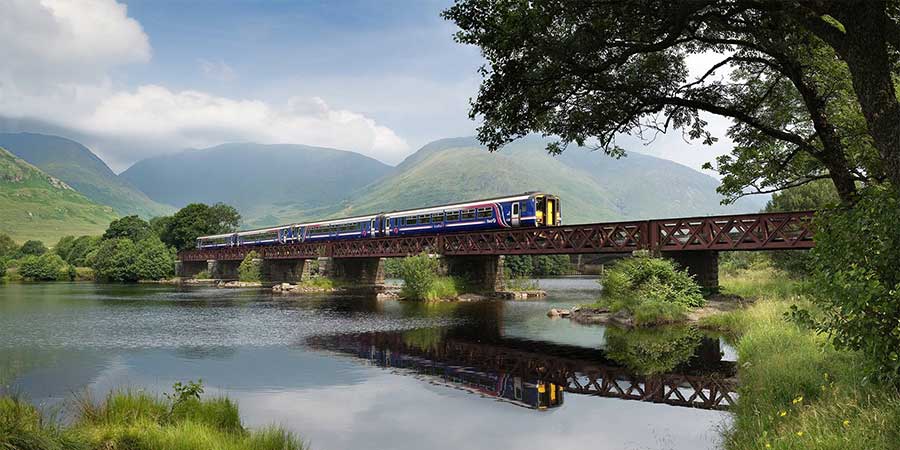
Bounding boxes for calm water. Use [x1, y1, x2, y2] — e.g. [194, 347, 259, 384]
[0, 278, 733, 450]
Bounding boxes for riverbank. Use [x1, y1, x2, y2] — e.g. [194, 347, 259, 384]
[704, 267, 900, 449]
[0, 388, 306, 450]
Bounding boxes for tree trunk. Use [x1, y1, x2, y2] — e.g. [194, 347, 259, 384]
[840, 3, 900, 188]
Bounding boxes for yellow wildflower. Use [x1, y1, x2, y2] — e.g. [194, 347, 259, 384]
[779, 410, 787, 417]
[843, 419, 850, 427]
[792, 396, 803, 404]
[765, 443, 771, 448]
[796, 431, 804, 437]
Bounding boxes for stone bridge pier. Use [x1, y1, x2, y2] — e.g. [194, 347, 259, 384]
[175, 260, 207, 278]
[207, 259, 240, 280]
[666, 251, 719, 293]
[318, 257, 386, 291]
[440, 255, 505, 293]
[260, 258, 311, 283]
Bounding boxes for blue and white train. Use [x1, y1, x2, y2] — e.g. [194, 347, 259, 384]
[196, 192, 561, 249]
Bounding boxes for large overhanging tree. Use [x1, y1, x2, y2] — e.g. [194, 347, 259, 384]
[442, 0, 900, 204]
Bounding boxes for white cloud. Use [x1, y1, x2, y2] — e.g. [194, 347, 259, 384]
[0, 0, 410, 167]
[198, 58, 237, 82]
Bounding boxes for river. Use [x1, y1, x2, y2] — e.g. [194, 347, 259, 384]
[0, 278, 733, 450]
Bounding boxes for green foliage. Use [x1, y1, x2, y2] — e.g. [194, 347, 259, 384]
[157, 203, 241, 251]
[63, 236, 101, 267]
[504, 276, 539, 292]
[504, 255, 533, 277]
[396, 254, 461, 301]
[0, 258, 6, 279]
[0, 234, 17, 259]
[19, 253, 71, 281]
[195, 270, 211, 280]
[532, 255, 573, 276]
[238, 251, 261, 282]
[17, 240, 47, 258]
[91, 237, 174, 282]
[602, 256, 705, 307]
[605, 326, 703, 374]
[53, 235, 75, 261]
[807, 185, 900, 383]
[710, 267, 900, 450]
[765, 180, 842, 276]
[102, 215, 153, 242]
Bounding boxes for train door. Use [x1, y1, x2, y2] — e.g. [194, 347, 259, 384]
[511, 201, 521, 226]
[546, 198, 555, 226]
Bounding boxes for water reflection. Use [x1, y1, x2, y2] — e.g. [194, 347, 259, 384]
[309, 322, 737, 411]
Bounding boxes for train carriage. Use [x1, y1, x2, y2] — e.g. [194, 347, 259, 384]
[196, 192, 561, 249]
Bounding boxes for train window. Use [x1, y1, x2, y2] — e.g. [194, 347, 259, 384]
[432, 212, 444, 222]
[418, 214, 430, 224]
[405, 216, 416, 225]
[461, 209, 476, 220]
[446, 211, 459, 221]
[477, 207, 492, 218]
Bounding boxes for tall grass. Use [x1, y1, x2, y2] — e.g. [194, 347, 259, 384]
[0, 389, 307, 450]
[708, 267, 900, 449]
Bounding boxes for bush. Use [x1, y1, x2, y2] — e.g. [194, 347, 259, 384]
[807, 184, 900, 383]
[602, 255, 704, 307]
[195, 270, 211, 279]
[18, 253, 72, 281]
[533, 255, 573, 276]
[238, 251, 261, 282]
[91, 237, 175, 282]
[0, 234, 17, 260]
[0, 258, 6, 280]
[17, 240, 47, 258]
[504, 255, 534, 277]
[396, 254, 460, 301]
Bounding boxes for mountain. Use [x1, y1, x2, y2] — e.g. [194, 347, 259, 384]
[0, 147, 118, 243]
[120, 143, 394, 227]
[0, 133, 174, 218]
[326, 137, 762, 223]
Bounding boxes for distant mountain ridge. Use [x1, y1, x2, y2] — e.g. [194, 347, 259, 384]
[0, 133, 174, 218]
[324, 136, 762, 224]
[0, 146, 118, 243]
[120, 143, 394, 227]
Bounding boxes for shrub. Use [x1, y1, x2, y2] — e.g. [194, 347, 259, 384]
[504, 255, 534, 277]
[0, 258, 6, 280]
[602, 255, 704, 307]
[605, 326, 703, 374]
[91, 237, 174, 282]
[396, 253, 460, 300]
[17, 240, 47, 258]
[238, 251, 261, 282]
[533, 255, 573, 276]
[195, 270, 211, 279]
[807, 184, 900, 383]
[18, 253, 72, 281]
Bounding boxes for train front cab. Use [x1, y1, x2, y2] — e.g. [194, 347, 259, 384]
[534, 194, 561, 227]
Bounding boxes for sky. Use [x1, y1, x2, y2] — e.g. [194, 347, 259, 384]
[0, 0, 736, 173]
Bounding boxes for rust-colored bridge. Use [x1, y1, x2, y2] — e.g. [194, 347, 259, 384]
[178, 210, 815, 262]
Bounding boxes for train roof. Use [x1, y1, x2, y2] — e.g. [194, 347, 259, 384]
[196, 192, 549, 240]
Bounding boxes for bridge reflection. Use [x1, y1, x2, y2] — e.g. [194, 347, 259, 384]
[307, 325, 737, 411]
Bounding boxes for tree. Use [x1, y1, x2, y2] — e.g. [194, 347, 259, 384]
[158, 203, 240, 251]
[103, 215, 153, 242]
[238, 251, 261, 282]
[54, 236, 76, 261]
[91, 238, 138, 282]
[19, 253, 71, 281]
[133, 237, 176, 281]
[17, 240, 47, 257]
[442, 1, 900, 203]
[66, 236, 102, 267]
[807, 185, 900, 383]
[764, 180, 841, 275]
[533, 255, 573, 276]
[0, 234, 17, 259]
[504, 255, 534, 278]
[0, 257, 6, 279]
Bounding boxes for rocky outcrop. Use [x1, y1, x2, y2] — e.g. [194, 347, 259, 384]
[218, 281, 262, 288]
[272, 282, 334, 294]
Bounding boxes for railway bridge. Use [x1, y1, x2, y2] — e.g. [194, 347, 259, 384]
[176, 210, 815, 291]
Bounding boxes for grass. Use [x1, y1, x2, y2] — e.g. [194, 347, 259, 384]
[0, 389, 306, 450]
[418, 276, 461, 301]
[504, 276, 540, 292]
[295, 276, 335, 290]
[703, 266, 900, 449]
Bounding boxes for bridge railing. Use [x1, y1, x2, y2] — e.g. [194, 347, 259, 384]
[178, 210, 816, 261]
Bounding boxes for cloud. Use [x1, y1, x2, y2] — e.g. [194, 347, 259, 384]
[198, 59, 237, 82]
[0, 0, 409, 168]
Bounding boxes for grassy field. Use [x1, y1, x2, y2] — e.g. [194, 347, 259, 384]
[703, 267, 900, 449]
[0, 147, 117, 243]
[0, 389, 306, 450]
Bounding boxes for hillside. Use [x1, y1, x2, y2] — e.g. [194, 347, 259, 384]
[0, 133, 174, 218]
[0, 147, 118, 243]
[327, 137, 761, 223]
[120, 143, 394, 227]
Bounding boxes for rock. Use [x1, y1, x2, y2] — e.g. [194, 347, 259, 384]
[457, 293, 487, 302]
[547, 308, 561, 318]
[558, 309, 571, 317]
[572, 306, 581, 313]
[608, 309, 635, 328]
[376, 292, 399, 301]
[219, 281, 262, 288]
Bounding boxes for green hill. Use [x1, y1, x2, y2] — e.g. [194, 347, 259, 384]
[0, 133, 174, 218]
[0, 147, 118, 243]
[327, 137, 761, 223]
[120, 143, 394, 227]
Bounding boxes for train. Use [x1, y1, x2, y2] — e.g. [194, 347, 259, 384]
[196, 192, 561, 249]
